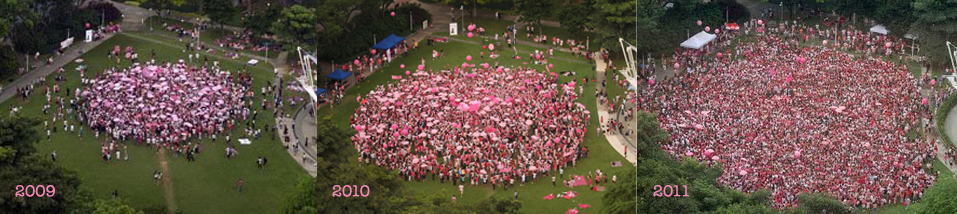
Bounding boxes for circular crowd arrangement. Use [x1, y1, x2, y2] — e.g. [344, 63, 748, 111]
[651, 34, 936, 208]
[351, 65, 590, 181]
[79, 63, 249, 144]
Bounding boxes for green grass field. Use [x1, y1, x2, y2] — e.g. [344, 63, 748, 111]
[318, 38, 634, 213]
[144, 16, 277, 60]
[0, 33, 308, 213]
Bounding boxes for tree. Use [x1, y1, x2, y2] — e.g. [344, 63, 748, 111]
[0, 45, 22, 80]
[243, 4, 281, 37]
[283, 176, 318, 213]
[315, 116, 354, 164]
[271, 5, 317, 47]
[787, 193, 851, 214]
[917, 177, 957, 213]
[514, 0, 554, 37]
[442, 0, 503, 18]
[203, 0, 237, 29]
[317, 158, 406, 214]
[558, 0, 596, 40]
[603, 167, 638, 214]
[633, 111, 670, 160]
[589, 0, 642, 52]
[911, 0, 957, 65]
[473, 195, 522, 214]
[0, 0, 35, 43]
[152, 0, 187, 17]
[90, 198, 143, 214]
[0, 117, 88, 213]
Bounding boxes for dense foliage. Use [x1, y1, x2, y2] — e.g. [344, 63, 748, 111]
[317, 0, 431, 61]
[0, 117, 137, 213]
[0, 45, 21, 80]
[9, 1, 122, 55]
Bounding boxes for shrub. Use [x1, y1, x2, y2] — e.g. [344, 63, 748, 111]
[0, 45, 21, 80]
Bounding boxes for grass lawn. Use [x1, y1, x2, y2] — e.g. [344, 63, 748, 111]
[317, 39, 633, 213]
[0, 33, 307, 213]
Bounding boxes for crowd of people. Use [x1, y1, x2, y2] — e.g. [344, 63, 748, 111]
[77, 62, 251, 146]
[350, 65, 591, 190]
[641, 18, 938, 209]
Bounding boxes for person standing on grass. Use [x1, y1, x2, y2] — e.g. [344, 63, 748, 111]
[237, 178, 245, 193]
[552, 176, 556, 187]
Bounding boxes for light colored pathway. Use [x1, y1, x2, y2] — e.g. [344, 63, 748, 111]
[157, 148, 176, 214]
[592, 51, 636, 165]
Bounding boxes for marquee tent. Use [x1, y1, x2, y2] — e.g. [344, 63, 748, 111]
[680, 31, 717, 50]
[870, 25, 889, 35]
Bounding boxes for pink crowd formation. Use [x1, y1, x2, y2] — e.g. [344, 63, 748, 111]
[350, 65, 591, 184]
[78, 63, 251, 144]
[641, 19, 938, 209]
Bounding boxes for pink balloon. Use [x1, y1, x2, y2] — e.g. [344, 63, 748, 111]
[496, 67, 503, 72]
[885, 42, 892, 48]
[405, 71, 411, 75]
[468, 32, 473, 38]
[371, 49, 376, 54]
[391, 12, 395, 17]
[714, 29, 720, 34]
[483, 63, 489, 69]
[418, 64, 424, 70]
[798, 57, 806, 63]
[536, 54, 541, 60]
[716, 53, 723, 58]
[705, 26, 711, 32]
[391, 124, 399, 130]
[696, 20, 702, 26]
[354, 126, 363, 131]
[673, 63, 680, 69]
[554, 137, 560, 143]
[823, 40, 828, 46]
[548, 64, 553, 68]
[468, 25, 475, 32]
[354, 59, 360, 65]
[466, 55, 472, 61]
[400, 64, 405, 69]
[461, 63, 468, 68]
[757, 20, 764, 25]
[401, 129, 408, 135]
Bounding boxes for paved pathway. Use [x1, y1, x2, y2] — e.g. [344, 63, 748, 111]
[592, 51, 636, 165]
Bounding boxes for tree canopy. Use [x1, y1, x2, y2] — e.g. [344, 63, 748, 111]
[589, 0, 641, 52]
[203, 0, 237, 29]
[271, 5, 317, 49]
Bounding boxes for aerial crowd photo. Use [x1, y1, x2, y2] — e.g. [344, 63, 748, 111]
[8, 0, 957, 214]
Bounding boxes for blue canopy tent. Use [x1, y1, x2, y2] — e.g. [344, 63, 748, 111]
[372, 34, 405, 50]
[372, 34, 405, 62]
[316, 88, 327, 95]
[326, 69, 353, 81]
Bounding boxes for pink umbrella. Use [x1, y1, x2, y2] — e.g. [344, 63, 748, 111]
[711, 156, 720, 161]
[391, 124, 399, 130]
[401, 129, 409, 135]
[565, 209, 578, 214]
[554, 137, 561, 143]
[685, 151, 694, 156]
[694, 124, 704, 130]
[704, 149, 714, 155]
[738, 170, 747, 176]
[529, 166, 538, 171]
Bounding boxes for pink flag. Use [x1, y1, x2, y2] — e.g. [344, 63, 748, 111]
[392, 75, 402, 80]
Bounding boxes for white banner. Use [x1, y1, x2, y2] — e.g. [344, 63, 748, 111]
[60, 37, 74, 50]
[449, 23, 458, 36]
[423, 20, 428, 30]
[84, 30, 94, 42]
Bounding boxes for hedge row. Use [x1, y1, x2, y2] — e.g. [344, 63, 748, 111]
[936, 92, 957, 150]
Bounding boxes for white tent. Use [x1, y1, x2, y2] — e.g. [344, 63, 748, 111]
[680, 31, 717, 49]
[870, 25, 889, 35]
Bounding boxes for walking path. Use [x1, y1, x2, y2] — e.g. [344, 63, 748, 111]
[592, 51, 636, 165]
[157, 148, 176, 214]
